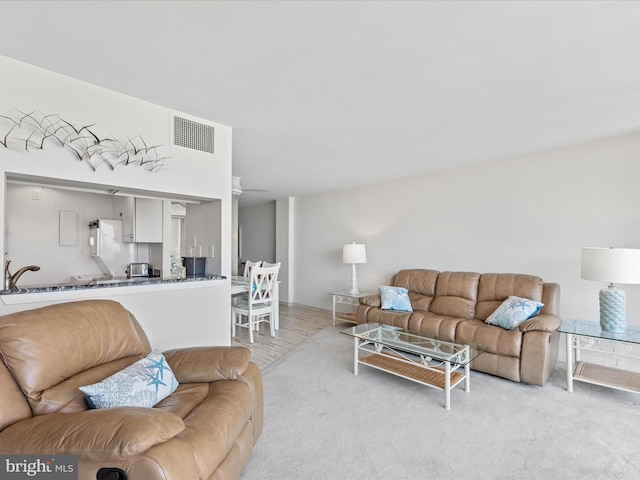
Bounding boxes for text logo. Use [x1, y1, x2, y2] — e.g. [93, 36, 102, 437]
[1, 455, 77, 480]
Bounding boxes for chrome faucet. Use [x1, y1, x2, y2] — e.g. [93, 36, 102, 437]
[4, 260, 40, 291]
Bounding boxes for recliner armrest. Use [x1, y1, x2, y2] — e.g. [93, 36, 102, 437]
[163, 346, 252, 383]
[359, 294, 381, 307]
[0, 407, 184, 460]
[518, 313, 561, 333]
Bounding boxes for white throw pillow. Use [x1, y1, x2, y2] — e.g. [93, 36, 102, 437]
[379, 286, 413, 312]
[485, 296, 544, 330]
[80, 351, 179, 409]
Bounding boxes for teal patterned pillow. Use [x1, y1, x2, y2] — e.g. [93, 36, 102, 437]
[485, 296, 544, 330]
[80, 351, 179, 409]
[379, 286, 413, 312]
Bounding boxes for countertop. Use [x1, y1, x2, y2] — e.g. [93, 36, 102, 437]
[0, 275, 226, 295]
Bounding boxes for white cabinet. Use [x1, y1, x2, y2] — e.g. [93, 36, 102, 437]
[121, 197, 163, 243]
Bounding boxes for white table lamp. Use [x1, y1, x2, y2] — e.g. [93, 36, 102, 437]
[581, 247, 640, 333]
[343, 242, 367, 295]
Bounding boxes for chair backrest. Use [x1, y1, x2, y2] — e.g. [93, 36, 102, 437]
[261, 261, 281, 268]
[0, 300, 151, 424]
[248, 265, 280, 305]
[243, 260, 262, 277]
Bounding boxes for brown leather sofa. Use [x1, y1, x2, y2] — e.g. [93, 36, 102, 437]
[0, 299, 263, 480]
[357, 269, 561, 386]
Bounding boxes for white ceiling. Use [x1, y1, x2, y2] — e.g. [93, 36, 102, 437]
[1, 1, 640, 206]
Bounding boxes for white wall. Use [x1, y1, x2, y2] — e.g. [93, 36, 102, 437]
[5, 184, 135, 285]
[276, 197, 294, 304]
[293, 131, 640, 327]
[0, 55, 233, 347]
[0, 57, 232, 202]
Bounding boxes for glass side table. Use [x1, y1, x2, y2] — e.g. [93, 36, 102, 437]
[558, 319, 640, 394]
[329, 290, 376, 326]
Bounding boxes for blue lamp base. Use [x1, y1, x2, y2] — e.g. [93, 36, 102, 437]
[599, 285, 626, 333]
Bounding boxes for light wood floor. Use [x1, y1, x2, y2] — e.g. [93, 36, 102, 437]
[231, 303, 335, 371]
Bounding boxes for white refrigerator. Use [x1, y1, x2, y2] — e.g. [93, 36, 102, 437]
[88, 219, 133, 278]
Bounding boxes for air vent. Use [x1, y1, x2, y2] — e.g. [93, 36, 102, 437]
[171, 114, 215, 154]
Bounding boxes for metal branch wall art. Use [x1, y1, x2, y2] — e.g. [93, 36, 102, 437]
[0, 110, 170, 172]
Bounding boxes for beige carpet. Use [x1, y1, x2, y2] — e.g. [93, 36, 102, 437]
[241, 324, 640, 480]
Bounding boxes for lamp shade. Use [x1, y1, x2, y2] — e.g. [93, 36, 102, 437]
[581, 247, 640, 285]
[343, 243, 367, 264]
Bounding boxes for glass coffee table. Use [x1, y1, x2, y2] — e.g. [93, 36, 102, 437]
[341, 323, 487, 410]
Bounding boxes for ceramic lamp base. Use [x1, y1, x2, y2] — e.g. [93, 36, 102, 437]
[599, 285, 626, 333]
[348, 263, 359, 295]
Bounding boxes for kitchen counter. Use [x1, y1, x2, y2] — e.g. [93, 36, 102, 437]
[0, 275, 231, 348]
[0, 275, 226, 296]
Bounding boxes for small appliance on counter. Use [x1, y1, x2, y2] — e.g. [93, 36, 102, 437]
[182, 257, 206, 277]
[126, 263, 149, 278]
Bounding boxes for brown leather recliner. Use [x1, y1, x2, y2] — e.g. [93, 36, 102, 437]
[0, 299, 263, 480]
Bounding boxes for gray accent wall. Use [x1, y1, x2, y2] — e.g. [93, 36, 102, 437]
[238, 201, 277, 266]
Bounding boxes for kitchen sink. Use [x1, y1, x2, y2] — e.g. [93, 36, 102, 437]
[91, 277, 152, 285]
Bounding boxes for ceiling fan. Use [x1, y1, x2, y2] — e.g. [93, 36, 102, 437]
[232, 176, 269, 195]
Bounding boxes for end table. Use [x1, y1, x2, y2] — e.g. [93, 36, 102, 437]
[329, 290, 376, 326]
[559, 319, 640, 395]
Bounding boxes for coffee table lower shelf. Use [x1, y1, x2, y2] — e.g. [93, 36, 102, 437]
[360, 353, 465, 389]
[357, 352, 468, 410]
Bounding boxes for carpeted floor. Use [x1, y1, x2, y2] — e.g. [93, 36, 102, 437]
[240, 324, 640, 480]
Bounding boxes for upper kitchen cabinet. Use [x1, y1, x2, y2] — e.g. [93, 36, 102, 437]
[121, 197, 163, 243]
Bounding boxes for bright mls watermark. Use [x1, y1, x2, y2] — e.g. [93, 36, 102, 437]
[1, 455, 77, 480]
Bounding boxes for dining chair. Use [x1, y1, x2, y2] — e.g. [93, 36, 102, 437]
[231, 265, 280, 343]
[232, 260, 263, 306]
[243, 260, 262, 277]
[257, 262, 280, 330]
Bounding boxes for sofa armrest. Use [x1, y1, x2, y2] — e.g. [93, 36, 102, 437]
[518, 313, 561, 333]
[0, 407, 184, 460]
[163, 346, 252, 383]
[359, 294, 381, 307]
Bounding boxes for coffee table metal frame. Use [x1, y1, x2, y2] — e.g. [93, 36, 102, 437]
[341, 323, 486, 410]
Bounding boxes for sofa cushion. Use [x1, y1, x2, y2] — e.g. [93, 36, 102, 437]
[0, 407, 185, 460]
[154, 383, 210, 418]
[429, 271, 480, 319]
[485, 296, 544, 330]
[408, 293, 433, 312]
[364, 309, 412, 330]
[379, 286, 413, 312]
[456, 319, 522, 358]
[392, 269, 439, 296]
[406, 312, 464, 342]
[37, 356, 145, 415]
[476, 273, 544, 320]
[80, 352, 179, 409]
